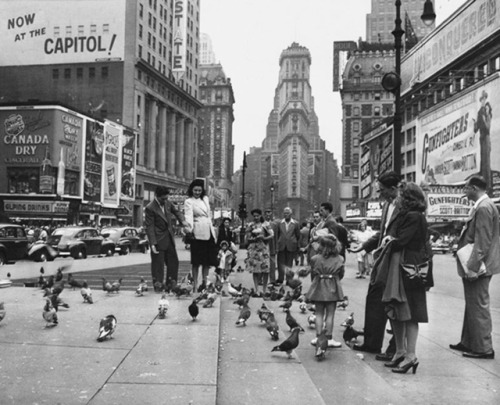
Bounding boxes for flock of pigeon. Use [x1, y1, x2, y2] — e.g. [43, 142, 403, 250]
[0, 265, 364, 359]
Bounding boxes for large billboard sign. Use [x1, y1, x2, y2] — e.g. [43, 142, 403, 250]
[417, 76, 500, 197]
[0, 106, 83, 197]
[0, 0, 125, 66]
[360, 126, 393, 200]
[402, 0, 499, 94]
[119, 128, 136, 201]
[83, 119, 104, 203]
[101, 120, 121, 207]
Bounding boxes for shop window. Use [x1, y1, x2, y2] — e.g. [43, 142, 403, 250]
[7, 167, 41, 194]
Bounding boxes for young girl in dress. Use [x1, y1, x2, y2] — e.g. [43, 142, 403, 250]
[306, 234, 345, 348]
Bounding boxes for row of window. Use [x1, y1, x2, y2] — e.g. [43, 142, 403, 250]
[52, 66, 108, 80]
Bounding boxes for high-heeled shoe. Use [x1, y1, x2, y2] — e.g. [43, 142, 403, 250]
[392, 358, 419, 374]
[384, 355, 405, 368]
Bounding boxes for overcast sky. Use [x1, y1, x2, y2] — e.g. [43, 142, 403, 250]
[200, 0, 461, 170]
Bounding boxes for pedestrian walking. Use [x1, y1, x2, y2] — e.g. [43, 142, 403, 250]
[450, 175, 500, 359]
[306, 234, 345, 348]
[264, 208, 279, 284]
[184, 179, 218, 290]
[276, 207, 300, 285]
[298, 222, 310, 266]
[144, 186, 188, 291]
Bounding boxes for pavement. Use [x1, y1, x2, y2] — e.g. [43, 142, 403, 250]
[0, 241, 499, 404]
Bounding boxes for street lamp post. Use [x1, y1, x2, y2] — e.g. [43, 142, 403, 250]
[382, 0, 436, 175]
[270, 183, 275, 216]
[238, 152, 248, 247]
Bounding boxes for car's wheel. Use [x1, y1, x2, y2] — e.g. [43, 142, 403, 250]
[72, 248, 85, 260]
[36, 249, 49, 262]
[104, 246, 114, 257]
[0, 251, 6, 265]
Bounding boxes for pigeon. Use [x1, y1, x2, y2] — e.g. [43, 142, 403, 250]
[0, 302, 6, 323]
[257, 303, 273, 323]
[338, 296, 349, 310]
[158, 293, 169, 319]
[315, 329, 329, 360]
[80, 281, 93, 304]
[290, 285, 303, 301]
[297, 267, 311, 278]
[235, 303, 251, 326]
[38, 267, 45, 288]
[287, 278, 302, 291]
[153, 280, 164, 293]
[188, 299, 199, 321]
[102, 278, 113, 292]
[55, 267, 63, 282]
[271, 327, 301, 359]
[51, 281, 65, 297]
[299, 302, 307, 313]
[227, 283, 242, 298]
[110, 278, 122, 293]
[41, 275, 54, 290]
[341, 312, 355, 328]
[135, 278, 148, 296]
[343, 325, 364, 346]
[203, 292, 218, 308]
[67, 273, 83, 290]
[214, 274, 224, 292]
[172, 282, 194, 298]
[42, 297, 58, 327]
[97, 315, 117, 342]
[234, 294, 250, 308]
[265, 313, 280, 341]
[43, 288, 69, 311]
[279, 300, 292, 312]
[197, 281, 207, 293]
[285, 309, 304, 332]
[307, 313, 317, 328]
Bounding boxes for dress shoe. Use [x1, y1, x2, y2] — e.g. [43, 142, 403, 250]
[352, 344, 380, 354]
[392, 358, 419, 374]
[463, 350, 495, 359]
[328, 339, 342, 348]
[449, 343, 471, 353]
[375, 352, 393, 362]
[384, 355, 405, 368]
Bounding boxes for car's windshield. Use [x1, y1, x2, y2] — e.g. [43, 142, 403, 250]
[53, 228, 79, 236]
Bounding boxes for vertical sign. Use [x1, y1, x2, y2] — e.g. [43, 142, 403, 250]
[101, 120, 121, 207]
[83, 119, 103, 202]
[120, 127, 136, 201]
[172, 0, 187, 81]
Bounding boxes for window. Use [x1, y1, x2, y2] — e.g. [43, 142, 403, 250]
[52, 69, 59, 79]
[64, 68, 71, 79]
[353, 138, 359, 147]
[374, 106, 381, 116]
[138, 44, 142, 58]
[353, 121, 360, 132]
[76, 68, 83, 78]
[89, 67, 95, 78]
[353, 107, 360, 116]
[139, 24, 143, 39]
[374, 92, 381, 100]
[101, 66, 108, 78]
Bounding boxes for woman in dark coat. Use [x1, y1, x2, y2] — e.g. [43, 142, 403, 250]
[374, 182, 432, 374]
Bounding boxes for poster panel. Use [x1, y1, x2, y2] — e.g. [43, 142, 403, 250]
[119, 128, 136, 201]
[0, 0, 125, 66]
[101, 120, 121, 207]
[417, 76, 500, 197]
[83, 119, 103, 203]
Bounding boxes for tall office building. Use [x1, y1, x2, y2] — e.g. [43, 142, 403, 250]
[0, 0, 202, 225]
[244, 43, 340, 220]
[366, 0, 436, 45]
[198, 63, 235, 211]
[200, 33, 217, 64]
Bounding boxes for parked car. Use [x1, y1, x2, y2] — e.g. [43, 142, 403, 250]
[431, 240, 451, 254]
[101, 227, 149, 255]
[0, 224, 56, 264]
[47, 226, 116, 259]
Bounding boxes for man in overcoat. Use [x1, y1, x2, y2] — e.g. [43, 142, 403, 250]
[450, 175, 500, 359]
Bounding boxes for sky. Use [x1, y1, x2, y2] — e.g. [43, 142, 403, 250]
[200, 0, 462, 170]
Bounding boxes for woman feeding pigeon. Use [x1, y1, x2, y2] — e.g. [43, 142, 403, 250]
[305, 234, 345, 349]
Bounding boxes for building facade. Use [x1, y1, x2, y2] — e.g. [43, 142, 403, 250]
[197, 63, 235, 214]
[0, 0, 202, 226]
[243, 43, 340, 221]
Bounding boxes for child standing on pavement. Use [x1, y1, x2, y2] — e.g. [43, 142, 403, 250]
[216, 241, 234, 282]
[306, 234, 345, 348]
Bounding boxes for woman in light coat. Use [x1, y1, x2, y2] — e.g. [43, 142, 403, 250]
[184, 179, 218, 289]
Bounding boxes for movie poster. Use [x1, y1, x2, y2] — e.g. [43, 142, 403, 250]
[120, 127, 136, 201]
[101, 120, 121, 207]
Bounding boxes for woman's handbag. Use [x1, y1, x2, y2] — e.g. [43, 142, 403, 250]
[400, 249, 431, 289]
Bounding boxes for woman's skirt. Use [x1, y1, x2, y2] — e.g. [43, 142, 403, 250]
[190, 236, 218, 266]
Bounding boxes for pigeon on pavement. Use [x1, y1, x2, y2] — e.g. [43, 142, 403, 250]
[158, 293, 169, 319]
[188, 299, 199, 321]
[0, 302, 6, 323]
[285, 309, 304, 332]
[67, 273, 83, 290]
[97, 315, 117, 342]
[315, 329, 329, 360]
[80, 281, 93, 304]
[235, 303, 251, 326]
[42, 297, 58, 327]
[265, 313, 280, 341]
[271, 327, 301, 359]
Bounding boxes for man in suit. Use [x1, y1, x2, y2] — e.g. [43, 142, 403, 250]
[350, 171, 401, 357]
[144, 186, 188, 291]
[450, 175, 500, 359]
[276, 207, 301, 285]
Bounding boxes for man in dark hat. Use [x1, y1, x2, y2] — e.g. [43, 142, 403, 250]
[349, 170, 402, 358]
[144, 185, 188, 291]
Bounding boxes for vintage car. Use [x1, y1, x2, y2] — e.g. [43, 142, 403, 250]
[431, 240, 451, 254]
[0, 224, 57, 264]
[47, 226, 116, 259]
[101, 227, 149, 255]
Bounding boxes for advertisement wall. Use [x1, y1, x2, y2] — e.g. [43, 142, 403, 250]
[417, 75, 500, 197]
[0, 0, 125, 66]
[101, 120, 121, 207]
[172, 0, 187, 81]
[83, 119, 104, 202]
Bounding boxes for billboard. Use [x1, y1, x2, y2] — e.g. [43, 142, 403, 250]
[425, 184, 473, 218]
[360, 126, 393, 200]
[0, 106, 83, 196]
[0, 0, 125, 66]
[402, 0, 499, 94]
[101, 120, 121, 207]
[416, 76, 500, 197]
[172, 0, 187, 81]
[120, 127, 136, 201]
[83, 119, 104, 203]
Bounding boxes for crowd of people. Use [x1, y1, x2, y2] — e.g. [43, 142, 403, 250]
[144, 172, 498, 370]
